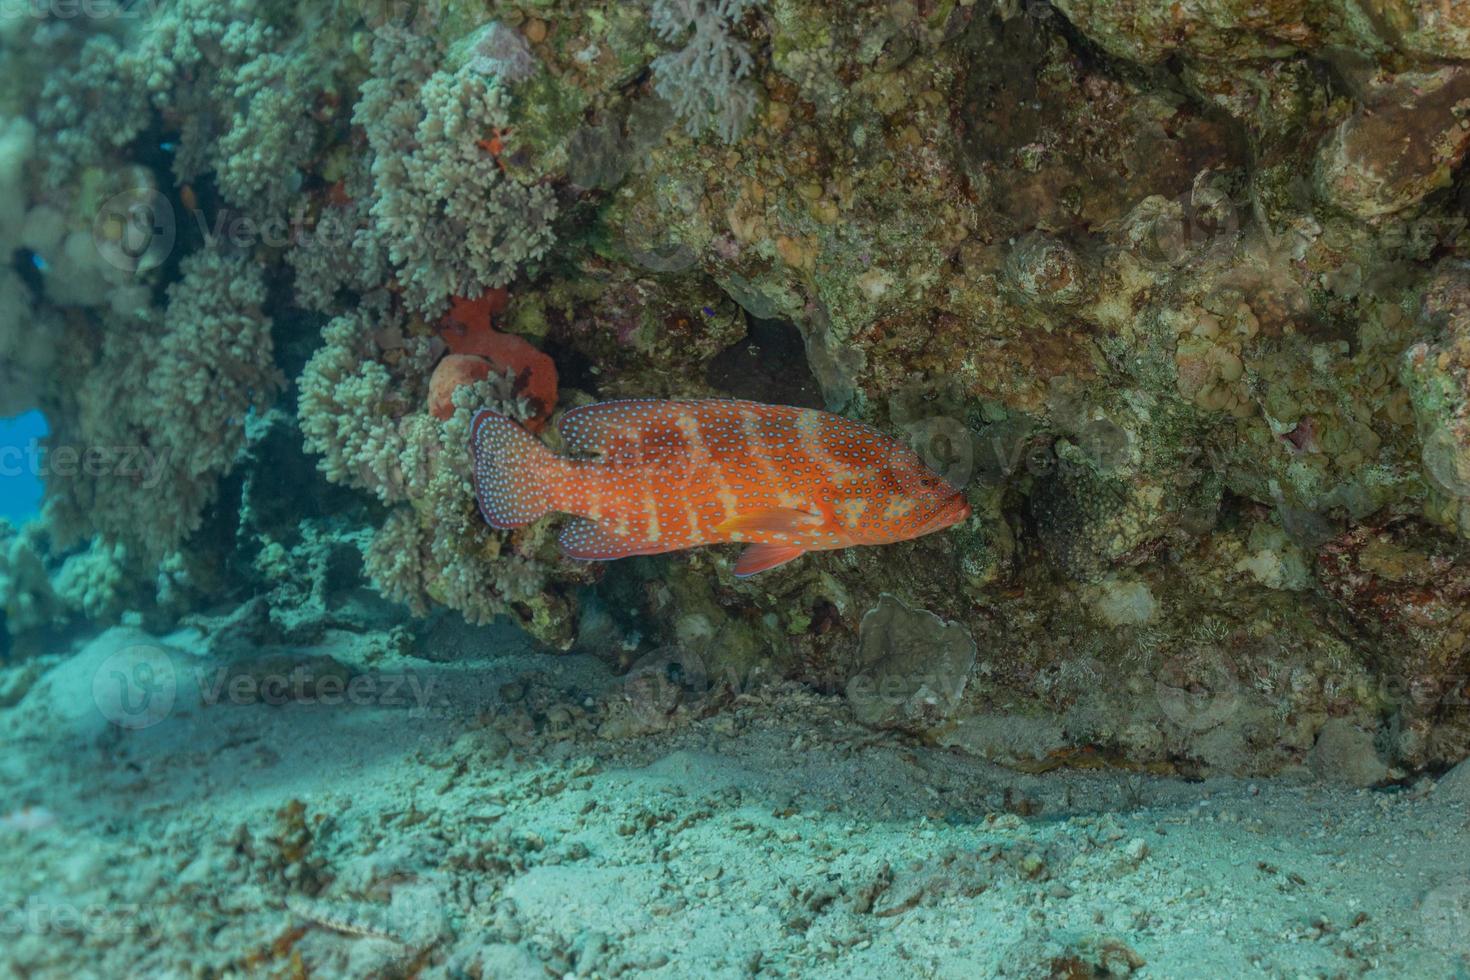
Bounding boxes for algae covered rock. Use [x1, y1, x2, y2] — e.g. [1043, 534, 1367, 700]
[1317, 520, 1470, 767]
[1403, 261, 1470, 537]
[1315, 66, 1470, 220]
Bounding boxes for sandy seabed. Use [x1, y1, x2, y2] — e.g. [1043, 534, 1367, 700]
[1, 624, 1467, 979]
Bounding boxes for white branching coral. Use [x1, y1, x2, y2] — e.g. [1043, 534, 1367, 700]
[52, 538, 134, 624]
[211, 44, 319, 224]
[651, 0, 763, 143]
[353, 27, 558, 317]
[32, 34, 152, 192]
[286, 161, 387, 313]
[361, 378, 546, 619]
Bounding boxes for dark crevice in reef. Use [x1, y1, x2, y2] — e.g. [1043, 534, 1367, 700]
[706, 314, 824, 408]
[269, 304, 331, 405]
[124, 118, 192, 304]
[10, 248, 44, 299]
[540, 332, 599, 400]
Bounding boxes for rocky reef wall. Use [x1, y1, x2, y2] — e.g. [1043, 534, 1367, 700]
[2, 0, 1469, 779]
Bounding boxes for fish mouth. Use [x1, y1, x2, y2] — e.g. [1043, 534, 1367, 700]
[927, 493, 972, 532]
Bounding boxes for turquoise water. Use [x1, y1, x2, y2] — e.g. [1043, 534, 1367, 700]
[0, 410, 45, 525]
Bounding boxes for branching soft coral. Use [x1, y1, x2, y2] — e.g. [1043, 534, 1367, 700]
[47, 249, 283, 560]
[353, 27, 557, 317]
[299, 302, 588, 646]
[298, 294, 451, 504]
[650, 0, 763, 143]
[361, 379, 590, 646]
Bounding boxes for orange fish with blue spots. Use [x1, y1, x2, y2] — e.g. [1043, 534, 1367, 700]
[471, 399, 971, 576]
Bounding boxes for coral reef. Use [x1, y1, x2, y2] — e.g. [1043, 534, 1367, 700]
[299, 300, 589, 647]
[45, 248, 281, 560]
[565, 0, 1470, 776]
[353, 25, 558, 316]
[1, 0, 1469, 780]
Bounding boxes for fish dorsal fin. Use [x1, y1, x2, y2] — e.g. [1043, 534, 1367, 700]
[734, 543, 807, 577]
[556, 399, 700, 478]
[558, 400, 689, 455]
[715, 507, 825, 536]
[557, 399, 807, 461]
[559, 518, 663, 561]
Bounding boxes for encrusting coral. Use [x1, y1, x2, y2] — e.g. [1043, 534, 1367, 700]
[435, 290, 558, 428]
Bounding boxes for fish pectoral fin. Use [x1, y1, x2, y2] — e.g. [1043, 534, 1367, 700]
[559, 518, 658, 561]
[715, 508, 825, 536]
[733, 543, 807, 577]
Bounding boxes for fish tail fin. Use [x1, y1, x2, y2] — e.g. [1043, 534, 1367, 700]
[470, 410, 560, 529]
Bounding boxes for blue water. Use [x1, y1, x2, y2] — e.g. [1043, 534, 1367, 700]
[0, 410, 46, 525]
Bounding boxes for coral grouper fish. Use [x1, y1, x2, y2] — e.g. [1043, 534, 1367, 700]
[470, 399, 971, 576]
